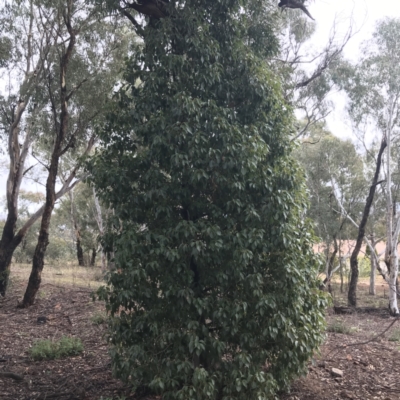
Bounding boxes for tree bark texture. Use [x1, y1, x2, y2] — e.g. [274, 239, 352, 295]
[21, 5, 76, 307]
[0, 232, 23, 296]
[383, 97, 400, 316]
[0, 99, 29, 295]
[327, 237, 338, 293]
[93, 188, 106, 269]
[369, 235, 376, 295]
[69, 190, 85, 266]
[76, 231, 85, 266]
[348, 138, 387, 306]
[90, 248, 96, 266]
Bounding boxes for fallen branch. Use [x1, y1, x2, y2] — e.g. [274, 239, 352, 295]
[333, 306, 389, 315]
[0, 371, 24, 381]
[325, 317, 399, 359]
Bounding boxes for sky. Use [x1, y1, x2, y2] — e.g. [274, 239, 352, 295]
[1, 0, 400, 203]
[308, 0, 400, 138]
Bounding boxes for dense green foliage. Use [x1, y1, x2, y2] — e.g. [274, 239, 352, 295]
[89, 1, 328, 398]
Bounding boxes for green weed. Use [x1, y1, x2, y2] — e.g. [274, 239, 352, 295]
[389, 328, 400, 342]
[91, 311, 107, 325]
[327, 320, 353, 334]
[29, 336, 83, 361]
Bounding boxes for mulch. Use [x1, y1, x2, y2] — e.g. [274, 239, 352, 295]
[0, 281, 134, 400]
[2, 280, 400, 400]
[281, 309, 400, 400]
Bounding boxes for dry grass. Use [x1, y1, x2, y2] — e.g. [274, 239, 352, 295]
[9, 262, 104, 291]
[328, 275, 390, 308]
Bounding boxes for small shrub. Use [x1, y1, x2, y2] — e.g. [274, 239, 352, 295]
[327, 320, 352, 334]
[91, 311, 107, 325]
[29, 336, 83, 361]
[389, 329, 400, 342]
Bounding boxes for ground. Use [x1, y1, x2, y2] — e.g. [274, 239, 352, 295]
[281, 278, 400, 400]
[1, 264, 400, 400]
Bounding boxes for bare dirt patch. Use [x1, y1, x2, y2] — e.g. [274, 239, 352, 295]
[0, 266, 135, 400]
[281, 278, 400, 400]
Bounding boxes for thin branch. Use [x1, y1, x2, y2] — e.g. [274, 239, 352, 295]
[325, 317, 399, 360]
[22, 164, 37, 176]
[66, 78, 88, 101]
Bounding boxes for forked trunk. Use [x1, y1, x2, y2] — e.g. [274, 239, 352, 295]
[20, 7, 76, 308]
[21, 160, 59, 307]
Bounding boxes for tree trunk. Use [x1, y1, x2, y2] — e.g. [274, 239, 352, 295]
[0, 232, 23, 296]
[68, 189, 84, 266]
[90, 248, 96, 266]
[348, 138, 387, 306]
[0, 3, 39, 296]
[340, 261, 344, 293]
[383, 97, 399, 316]
[20, 9, 76, 308]
[396, 275, 400, 300]
[369, 235, 376, 295]
[0, 103, 30, 295]
[327, 237, 338, 293]
[76, 231, 85, 266]
[93, 188, 106, 270]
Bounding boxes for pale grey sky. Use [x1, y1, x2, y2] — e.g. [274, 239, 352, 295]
[1, 0, 400, 201]
[309, 0, 400, 138]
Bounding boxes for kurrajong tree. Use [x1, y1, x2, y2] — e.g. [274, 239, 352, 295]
[89, 0, 327, 398]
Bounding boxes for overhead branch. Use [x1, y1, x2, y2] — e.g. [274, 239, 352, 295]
[66, 78, 88, 101]
[22, 164, 37, 176]
[15, 134, 95, 241]
[122, 0, 168, 19]
[295, 21, 354, 89]
[118, 7, 145, 36]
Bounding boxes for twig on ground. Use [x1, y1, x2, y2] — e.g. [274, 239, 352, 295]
[325, 317, 399, 359]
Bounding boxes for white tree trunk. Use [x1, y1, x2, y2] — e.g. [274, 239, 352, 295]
[385, 98, 399, 315]
[92, 187, 106, 270]
[388, 251, 399, 314]
[369, 235, 376, 295]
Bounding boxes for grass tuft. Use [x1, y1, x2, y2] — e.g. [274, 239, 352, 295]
[91, 311, 107, 325]
[29, 336, 83, 361]
[327, 319, 353, 335]
[389, 328, 400, 342]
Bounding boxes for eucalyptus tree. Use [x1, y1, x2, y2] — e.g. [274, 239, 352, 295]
[294, 125, 366, 287]
[338, 18, 400, 313]
[89, 1, 328, 398]
[0, 0, 131, 300]
[276, 10, 354, 140]
[55, 182, 106, 266]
